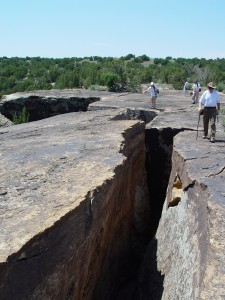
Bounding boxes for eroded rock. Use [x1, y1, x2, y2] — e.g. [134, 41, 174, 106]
[0, 88, 225, 299]
[0, 108, 149, 300]
[0, 89, 102, 121]
[155, 131, 225, 300]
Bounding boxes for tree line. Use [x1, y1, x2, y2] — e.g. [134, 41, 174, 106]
[1, 54, 225, 98]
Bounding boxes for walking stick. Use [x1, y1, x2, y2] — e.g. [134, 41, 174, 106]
[196, 112, 201, 140]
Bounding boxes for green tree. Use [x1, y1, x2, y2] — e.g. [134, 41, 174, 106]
[100, 72, 120, 91]
[55, 70, 80, 89]
[12, 107, 29, 124]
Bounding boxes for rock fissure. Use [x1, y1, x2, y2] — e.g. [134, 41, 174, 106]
[0, 93, 101, 122]
[183, 181, 196, 191]
[207, 165, 225, 177]
[1, 89, 225, 299]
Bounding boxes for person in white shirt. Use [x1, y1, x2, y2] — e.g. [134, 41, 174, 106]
[183, 81, 188, 96]
[143, 82, 159, 109]
[192, 81, 201, 103]
[198, 82, 220, 143]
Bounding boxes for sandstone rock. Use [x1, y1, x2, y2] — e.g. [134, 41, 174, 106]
[0, 113, 13, 127]
[155, 130, 225, 299]
[0, 88, 225, 299]
[0, 89, 103, 122]
[0, 107, 149, 299]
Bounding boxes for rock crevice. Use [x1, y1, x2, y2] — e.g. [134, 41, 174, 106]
[0, 89, 225, 299]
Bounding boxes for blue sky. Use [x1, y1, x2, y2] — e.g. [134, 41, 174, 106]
[1, 0, 225, 59]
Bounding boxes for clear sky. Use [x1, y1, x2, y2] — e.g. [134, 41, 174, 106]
[1, 0, 225, 59]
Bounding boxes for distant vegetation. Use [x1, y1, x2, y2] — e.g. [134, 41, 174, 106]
[1, 54, 225, 98]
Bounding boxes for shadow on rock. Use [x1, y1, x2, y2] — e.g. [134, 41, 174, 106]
[137, 238, 164, 300]
[115, 238, 164, 300]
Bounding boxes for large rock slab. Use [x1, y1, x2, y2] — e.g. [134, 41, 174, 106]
[155, 130, 225, 299]
[148, 92, 225, 299]
[0, 108, 149, 299]
[0, 88, 225, 299]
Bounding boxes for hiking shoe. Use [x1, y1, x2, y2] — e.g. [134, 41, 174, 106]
[202, 135, 207, 139]
[210, 137, 215, 143]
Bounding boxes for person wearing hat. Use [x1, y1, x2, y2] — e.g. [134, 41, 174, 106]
[143, 82, 159, 109]
[198, 82, 220, 143]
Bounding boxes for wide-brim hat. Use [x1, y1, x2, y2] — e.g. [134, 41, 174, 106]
[207, 82, 216, 89]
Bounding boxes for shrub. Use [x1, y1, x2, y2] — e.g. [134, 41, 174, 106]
[12, 107, 29, 124]
[100, 72, 120, 92]
[216, 82, 225, 93]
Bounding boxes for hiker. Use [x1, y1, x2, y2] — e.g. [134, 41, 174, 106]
[198, 82, 220, 143]
[192, 81, 201, 104]
[183, 81, 188, 96]
[143, 82, 159, 109]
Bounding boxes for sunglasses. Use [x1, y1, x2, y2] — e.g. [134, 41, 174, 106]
[208, 86, 214, 90]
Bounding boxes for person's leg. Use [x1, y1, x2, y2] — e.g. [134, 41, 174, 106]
[151, 97, 154, 108]
[203, 109, 210, 137]
[195, 92, 199, 103]
[151, 97, 156, 108]
[152, 97, 156, 108]
[209, 110, 217, 140]
[192, 92, 196, 103]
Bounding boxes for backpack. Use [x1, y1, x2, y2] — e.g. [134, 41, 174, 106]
[196, 82, 201, 92]
[153, 86, 159, 95]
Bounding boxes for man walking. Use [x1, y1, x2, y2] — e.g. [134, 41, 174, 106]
[198, 82, 220, 143]
[183, 81, 188, 96]
[192, 81, 201, 104]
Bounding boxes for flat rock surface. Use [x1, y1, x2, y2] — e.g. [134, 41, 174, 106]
[0, 109, 139, 262]
[90, 89, 225, 131]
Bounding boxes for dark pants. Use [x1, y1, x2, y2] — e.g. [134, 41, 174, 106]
[203, 107, 217, 138]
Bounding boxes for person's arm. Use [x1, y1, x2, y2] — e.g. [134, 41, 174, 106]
[216, 93, 220, 113]
[143, 87, 150, 94]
